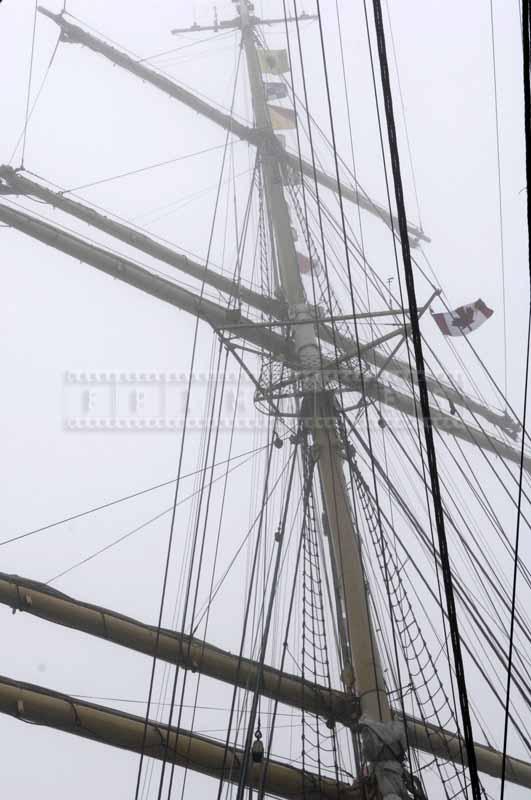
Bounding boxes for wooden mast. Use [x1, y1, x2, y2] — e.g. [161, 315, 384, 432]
[235, 4, 402, 797]
[0, 5, 528, 798]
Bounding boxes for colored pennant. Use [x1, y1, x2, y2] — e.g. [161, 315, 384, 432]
[297, 252, 311, 274]
[267, 104, 296, 130]
[265, 81, 288, 100]
[258, 48, 290, 75]
[297, 252, 320, 275]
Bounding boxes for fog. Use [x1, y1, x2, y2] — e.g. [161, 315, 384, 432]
[0, 1, 529, 798]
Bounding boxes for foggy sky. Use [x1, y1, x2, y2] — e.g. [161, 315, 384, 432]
[0, 1, 529, 798]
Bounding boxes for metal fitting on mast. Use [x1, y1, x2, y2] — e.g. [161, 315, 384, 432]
[289, 303, 322, 389]
[359, 717, 408, 799]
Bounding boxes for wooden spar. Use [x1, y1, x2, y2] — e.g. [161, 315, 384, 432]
[0, 169, 514, 436]
[289, 156, 430, 245]
[0, 202, 291, 361]
[0, 166, 282, 320]
[405, 717, 531, 791]
[341, 373, 531, 473]
[37, 7, 259, 144]
[1, 571, 530, 789]
[318, 323, 517, 436]
[0, 674, 364, 800]
[36, 6, 429, 244]
[0, 199, 526, 471]
[0, 199, 527, 473]
[0, 571, 354, 726]
[357, 344, 516, 435]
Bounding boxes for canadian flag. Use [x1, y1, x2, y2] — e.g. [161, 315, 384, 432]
[432, 299, 493, 337]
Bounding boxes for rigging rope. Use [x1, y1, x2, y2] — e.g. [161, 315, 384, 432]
[384, 0, 423, 232]
[10, 34, 60, 167]
[234, 438, 300, 800]
[213, 416, 289, 800]
[369, 3, 483, 796]
[500, 0, 531, 794]
[0, 443, 270, 549]
[58, 141, 243, 195]
[20, 2, 38, 169]
[353, 458, 473, 798]
[139, 44, 248, 800]
[274, 4, 522, 442]
[167, 177, 264, 799]
[377, 388, 531, 663]
[44, 440, 270, 588]
[349, 417, 531, 752]
[137, 31, 235, 65]
[133, 42, 245, 797]
[274, 3, 531, 728]
[258, 443, 316, 798]
[300, 440, 340, 792]
[165, 342, 229, 800]
[489, 0, 509, 401]
[312, 3, 409, 760]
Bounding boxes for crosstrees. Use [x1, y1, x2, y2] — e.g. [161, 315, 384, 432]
[0, 167, 515, 435]
[1, 162, 517, 439]
[0, 199, 528, 472]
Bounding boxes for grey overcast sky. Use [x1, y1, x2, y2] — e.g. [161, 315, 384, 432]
[1, 1, 530, 798]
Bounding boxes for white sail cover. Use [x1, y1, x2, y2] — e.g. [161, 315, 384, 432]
[432, 298, 493, 336]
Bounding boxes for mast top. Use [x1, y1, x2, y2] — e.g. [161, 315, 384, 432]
[170, 3, 317, 36]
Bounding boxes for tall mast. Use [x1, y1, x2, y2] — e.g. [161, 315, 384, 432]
[239, 3, 306, 310]
[1, 7, 530, 797]
[237, 2, 402, 796]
